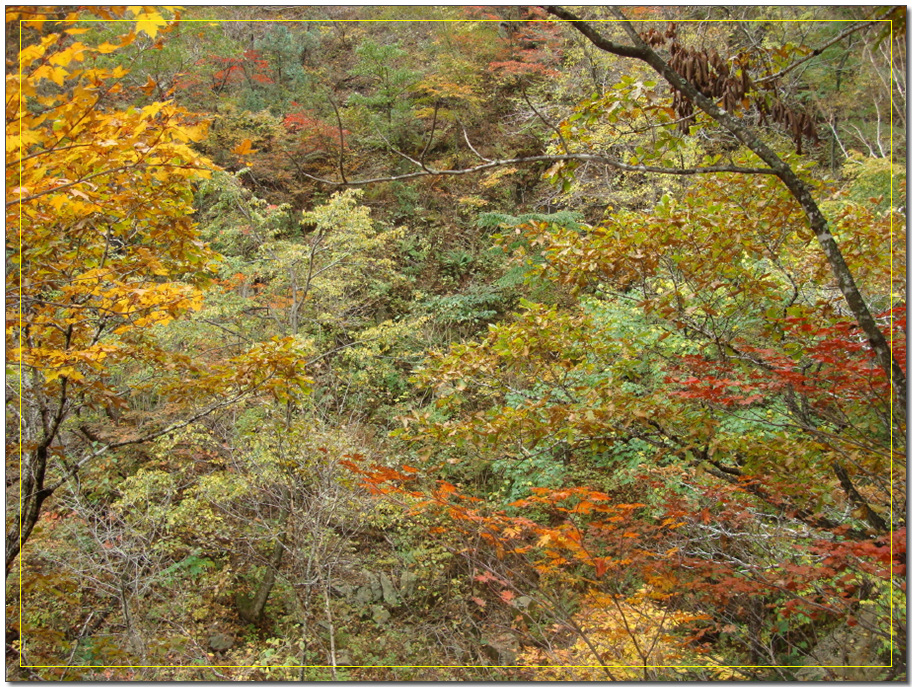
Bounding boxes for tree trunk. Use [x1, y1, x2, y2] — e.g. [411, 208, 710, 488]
[545, 5, 906, 408]
[5, 445, 52, 579]
[237, 521, 288, 624]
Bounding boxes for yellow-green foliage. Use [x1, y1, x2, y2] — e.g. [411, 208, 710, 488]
[201, 106, 284, 165]
[298, 189, 405, 319]
[842, 152, 906, 211]
[257, 189, 406, 336]
[338, 315, 430, 406]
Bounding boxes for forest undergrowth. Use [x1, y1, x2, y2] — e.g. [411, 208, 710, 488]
[5, 5, 906, 681]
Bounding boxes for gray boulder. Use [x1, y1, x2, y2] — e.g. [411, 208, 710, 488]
[380, 572, 400, 606]
[400, 570, 418, 597]
[208, 632, 234, 653]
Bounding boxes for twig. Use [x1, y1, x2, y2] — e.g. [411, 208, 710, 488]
[200, 318, 252, 343]
[460, 121, 492, 162]
[419, 101, 440, 165]
[521, 84, 570, 154]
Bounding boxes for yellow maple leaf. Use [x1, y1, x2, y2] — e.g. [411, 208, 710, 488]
[133, 10, 167, 38]
[46, 366, 84, 383]
[32, 64, 68, 86]
[49, 42, 87, 67]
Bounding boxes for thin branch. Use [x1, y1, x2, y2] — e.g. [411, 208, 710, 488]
[419, 100, 440, 165]
[701, 458, 869, 539]
[7, 165, 132, 208]
[7, 162, 209, 208]
[306, 336, 379, 367]
[326, 94, 348, 185]
[44, 385, 261, 494]
[754, 19, 881, 85]
[200, 318, 252, 343]
[460, 120, 492, 162]
[16, 143, 97, 164]
[873, 98, 887, 157]
[828, 118, 850, 159]
[521, 84, 570, 154]
[299, 153, 775, 187]
[374, 127, 429, 171]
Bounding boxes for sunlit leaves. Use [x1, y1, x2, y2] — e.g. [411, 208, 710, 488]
[231, 138, 257, 156]
[517, 586, 730, 680]
[129, 7, 169, 38]
[7, 10, 216, 401]
[5, 8, 317, 586]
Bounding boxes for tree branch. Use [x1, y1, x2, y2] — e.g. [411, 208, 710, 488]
[521, 84, 570, 154]
[44, 385, 261, 494]
[7, 165, 133, 208]
[298, 153, 775, 187]
[326, 94, 348, 185]
[832, 462, 888, 533]
[460, 121, 492, 162]
[200, 318, 252, 343]
[419, 100, 439, 165]
[7, 162, 210, 208]
[542, 6, 646, 58]
[755, 19, 880, 85]
[543, 4, 906, 406]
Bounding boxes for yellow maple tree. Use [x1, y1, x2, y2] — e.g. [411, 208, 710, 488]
[518, 586, 737, 681]
[5, 6, 309, 576]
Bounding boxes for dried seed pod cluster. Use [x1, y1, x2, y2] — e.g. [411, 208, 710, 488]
[641, 23, 819, 153]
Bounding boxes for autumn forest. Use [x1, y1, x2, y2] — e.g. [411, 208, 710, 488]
[5, 5, 907, 681]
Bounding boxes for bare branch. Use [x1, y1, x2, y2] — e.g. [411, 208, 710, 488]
[374, 126, 429, 171]
[298, 152, 775, 188]
[326, 94, 347, 185]
[200, 318, 252, 343]
[521, 84, 570, 154]
[460, 121, 492, 162]
[419, 100, 440, 165]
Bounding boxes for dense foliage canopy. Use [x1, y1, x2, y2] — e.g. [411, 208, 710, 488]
[6, 4, 905, 681]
